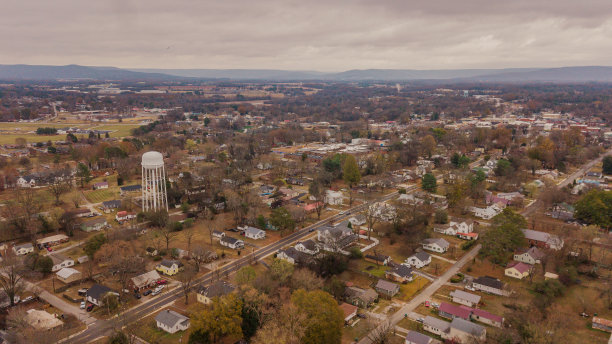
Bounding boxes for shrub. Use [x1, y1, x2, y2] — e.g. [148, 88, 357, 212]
[349, 247, 363, 259]
[461, 240, 477, 250]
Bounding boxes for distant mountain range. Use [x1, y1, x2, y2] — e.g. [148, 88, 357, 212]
[3, 64, 612, 83]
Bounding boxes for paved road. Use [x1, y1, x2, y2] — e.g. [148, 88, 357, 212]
[357, 244, 481, 344]
[64, 190, 406, 343]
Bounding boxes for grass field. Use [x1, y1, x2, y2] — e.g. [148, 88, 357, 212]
[397, 276, 430, 301]
[83, 188, 119, 203]
[0, 122, 140, 144]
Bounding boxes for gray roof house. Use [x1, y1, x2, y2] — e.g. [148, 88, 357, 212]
[405, 330, 433, 344]
[86, 284, 117, 306]
[449, 289, 481, 307]
[375, 279, 400, 298]
[423, 316, 451, 337]
[155, 309, 190, 334]
[448, 317, 486, 342]
[422, 238, 450, 253]
[197, 281, 236, 304]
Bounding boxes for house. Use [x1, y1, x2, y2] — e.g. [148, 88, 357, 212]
[404, 252, 431, 269]
[472, 276, 505, 296]
[447, 317, 486, 343]
[102, 200, 122, 211]
[385, 265, 414, 283]
[197, 280, 236, 304]
[592, 317, 612, 333]
[295, 240, 319, 255]
[17, 175, 37, 188]
[514, 247, 544, 265]
[438, 302, 472, 321]
[120, 184, 141, 196]
[348, 214, 366, 227]
[129, 270, 161, 291]
[80, 217, 108, 232]
[212, 230, 225, 239]
[116, 211, 137, 222]
[86, 284, 118, 306]
[505, 261, 531, 279]
[365, 253, 391, 266]
[36, 234, 69, 249]
[470, 204, 503, 219]
[345, 286, 378, 308]
[220, 236, 244, 250]
[278, 187, 299, 200]
[277, 247, 307, 265]
[13, 242, 34, 255]
[375, 279, 400, 298]
[156, 259, 184, 276]
[450, 289, 481, 307]
[145, 247, 158, 256]
[71, 208, 93, 218]
[25, 309, 63, 330]
[457, 232, 479, 240]
[243, 226, 266, 240]
[303, 202, 323, 213]
[49, 253, 75, 272]
[471, 308, 504, 328]
[423, 316, 451, 337]
[422, 238, 449, 253]
[339, 302, 358, 323]
[56, 267, 82, 284]
[93, 181, 109, 190]
[434, 218, 474, 236]
[317, 225, 357, 252]
[522, 229, 564, 250]
[405, 331, 433, 344]
[155, 309, 190, 334]
[551, 203, 575, 221]
[324, 190, 344, 205]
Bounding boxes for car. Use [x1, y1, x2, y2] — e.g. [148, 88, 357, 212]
[46, 247, 52, 252]
[80, 301, 86, 309]
[78, 288, 88, 296]
[465, 286, 476, 291]
[226, 228, 240, 232]
[357, 313, 367, 319]
[21, 296, 34, 303]
[431, 302, 439, 308]
[134, 293, 141, 299]
[155, 285, 165, 292]
[424, 301, 430, 307]
[151, 290, 161, 296]
[156, 280, 168, 285]
[142, 290, 152, 296]
[339, 211, 345, 215]
[417, 318, 424, 323]
[579, 312, 589, 318]
[86, 304, 94, 312]
[308, 228, 315, 232]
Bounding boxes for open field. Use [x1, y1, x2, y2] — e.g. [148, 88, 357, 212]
[0, 122, 140, 144]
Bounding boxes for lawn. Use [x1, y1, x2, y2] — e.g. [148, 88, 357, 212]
[132, 313, 190, 344]
[84, 188, 119, 203]
[396, 276, 430, 301]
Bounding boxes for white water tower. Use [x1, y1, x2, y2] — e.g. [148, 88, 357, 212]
[141, 151, 168, 212]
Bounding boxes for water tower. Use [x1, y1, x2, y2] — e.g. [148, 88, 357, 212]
[141, 151, 168, 212]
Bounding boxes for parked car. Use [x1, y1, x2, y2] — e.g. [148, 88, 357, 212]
[579, 312, 589, 317]
[308, 227, 315, 232]
[80, 302, 86, 309]
[417, 318, 424, 323]
[86, 304, 94, 312]
[465, 286, 476, 291]
[78, 288, 88, 296]
[46, 247, 52, 252]
[357, 313, 367, 319]
[151, 290, 161, 296]
[142, 290, 152, 296]
[21, 296, 34, 303]
[134, 293, 141, 299]
[424, 301, 430, 307]
[156, 280, 168, 285]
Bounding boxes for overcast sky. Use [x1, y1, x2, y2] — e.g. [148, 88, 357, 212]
[2, 0, 612, 71]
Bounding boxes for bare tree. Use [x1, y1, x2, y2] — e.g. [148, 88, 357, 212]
[362, 201, 380, 240]
[157, 225, 177, 252]
[0, 252, 25, 307]
[365, 319, 394, 344]
[178, 265, 197, 304]
[47, 178, 72, 205]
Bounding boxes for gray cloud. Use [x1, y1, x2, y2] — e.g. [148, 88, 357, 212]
[1, 0, 612, 71]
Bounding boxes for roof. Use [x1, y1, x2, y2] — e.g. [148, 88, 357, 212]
[49, 253, 71, 265]
[339, 302, 358, 319]
[389, 264, 413, 278]
[375, 279, 398, 292]
[131, 270, 161, 288]
[120, 184, 142, 192]
[522, 228, 559, 245]
[155, 309, 189, 328]
[450, 289, 481, 304]
[25, 309, 63, 330]
[198, 280, 236, 298]
[159, 259, 183, 269]
[471, 308, 504, 323]
[221, 236, 243, 245]
[345, 286, 378, 302]
[450, 317, 485, 337]
[14, 242, 33, 250]
[297, 240, 317, 251]
[86, 284, 113, 300]
[102, 200, 122, 207]
[81, 217, 108, 226]
[244, 226, 265, 235]
[412, 251, 431, 262]
[56, 267, 81, 279]
[423, 316, 450, 331]
[507, 261, 531, 274]
[279, 247, 304, 262]
[405, 330, 433, 344]
[593, 317, 612, 328]
[36, 234, 69, 245]
[423, 238, 450, 249]
[439, 302, 472, 319]
[473, 276, 504, 290]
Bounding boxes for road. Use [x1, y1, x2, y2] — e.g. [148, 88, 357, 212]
[522, 148, 612, 217]
[64, 189, 406, 343]
[357, 244, 481, 344]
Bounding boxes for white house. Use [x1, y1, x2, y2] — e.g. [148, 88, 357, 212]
[13, 243, 34, 255]
[434, 218, 474, 236]
[220, 236, 244, 250]
[470, 204, 503, 220]
[115, 211, 137, 222]
[277, 247, 304, 265]
[449, 289, 481, 307]
[243, 226, 266, 240]
[155, 309, 190, 334]
[212, 230, 225, 239]
[49, 253, 75, 272]
[86, 284, 118, 306]
[422, 238, 449, 253]
[513, 247, 544, 265]
[324, 190, 344, 205]
[295, 240, 319, 255]
[16, 176, 36, 188]
[404, 252, 431, 269]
